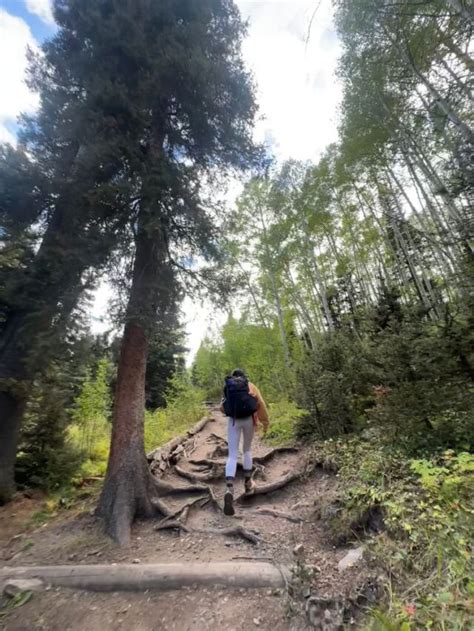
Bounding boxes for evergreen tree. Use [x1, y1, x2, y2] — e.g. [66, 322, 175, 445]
[0, 0, 148, 501]
[95, 0, 257, 543]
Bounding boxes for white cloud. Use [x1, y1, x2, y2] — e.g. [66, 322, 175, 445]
[237, 0, 342, 161]
[0, 124, 16, 145]
[25, 0, 55, 25]
[0, 2, 343, 365]
[0, 10, 40, 145]
[183, 1, 343, 365]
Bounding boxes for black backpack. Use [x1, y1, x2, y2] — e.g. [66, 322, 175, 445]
[223, 375, 259, 420]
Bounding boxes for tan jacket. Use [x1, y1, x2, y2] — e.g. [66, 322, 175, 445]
[220, 381, 269, 431]
[249, 382, 269, 430]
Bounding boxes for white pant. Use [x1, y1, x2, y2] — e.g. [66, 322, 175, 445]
[225, 416, 254, 478]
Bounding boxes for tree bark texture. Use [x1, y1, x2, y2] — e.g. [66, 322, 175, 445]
[97, 212, 172, 545]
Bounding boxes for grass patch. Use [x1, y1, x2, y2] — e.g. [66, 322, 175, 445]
[264, 398, 305, 445]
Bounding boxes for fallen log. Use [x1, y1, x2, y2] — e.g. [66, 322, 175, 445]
[0, 562, 289, 591]
[147, 415, 214, 464]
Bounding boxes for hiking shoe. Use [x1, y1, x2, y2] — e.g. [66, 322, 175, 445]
[224, 490, 235, 516]
[244, 478, 256, 495]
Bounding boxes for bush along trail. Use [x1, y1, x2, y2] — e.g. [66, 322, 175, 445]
[0, 408, 383, 630]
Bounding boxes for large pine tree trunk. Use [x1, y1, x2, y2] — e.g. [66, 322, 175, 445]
[96, 320, 158, 544]
[97, 214, 172, 545]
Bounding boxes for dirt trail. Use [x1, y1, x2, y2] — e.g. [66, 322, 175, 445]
[0, 409, 372, 630]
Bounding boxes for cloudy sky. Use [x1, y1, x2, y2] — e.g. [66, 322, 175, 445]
[0, 0, 342, 361]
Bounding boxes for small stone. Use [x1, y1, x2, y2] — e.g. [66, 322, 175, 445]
[253, 618, 261, 626]
[303, 587, 311, 598]
[117, 605, 130, 614]
[3, 578, 44, 597]
[132, 558, 141, 564]
[293, 543, 305, 557]
[337, 546, 364, 571]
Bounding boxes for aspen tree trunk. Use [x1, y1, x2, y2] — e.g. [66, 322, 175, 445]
[256, 204, 291, 369]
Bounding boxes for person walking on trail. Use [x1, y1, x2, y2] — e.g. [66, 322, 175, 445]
[220, 369, 269, 516]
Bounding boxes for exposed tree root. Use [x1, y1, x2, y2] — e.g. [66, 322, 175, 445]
[189, 447, 298, 469]
[201, 526, 261, 545]
[248, 508, 303, 523]
[235, 470, 302, 503]
[155, 520, 190, 533]
[208, 432, 227, 445]
[154, 478, 210, 496]
[174, 464, 221, 483]
[154, 496, 208, 530]
[150, 497, 173, 517]
[155, 523, 261, 545]
[189, 457, 225, 467]
[200, 485, 222, 513]
[253, 447, 299, 464]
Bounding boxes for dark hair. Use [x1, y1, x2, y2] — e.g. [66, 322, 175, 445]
[231, 368, 246, 378]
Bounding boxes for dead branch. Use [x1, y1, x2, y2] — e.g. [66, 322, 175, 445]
[147, 415, 215, 472]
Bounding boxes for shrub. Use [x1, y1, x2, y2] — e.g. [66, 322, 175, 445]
[264, 398, 305, 445]
[311, 437, 474, 629]
[144, 373, 206, 452]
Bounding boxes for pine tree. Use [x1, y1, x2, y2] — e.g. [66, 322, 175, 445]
[95, 0, 257, 543]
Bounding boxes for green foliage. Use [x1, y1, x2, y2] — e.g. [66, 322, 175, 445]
[192, 315, 288, 400]
[15, 361, 83, 492]
[0, 589, 33, 619]
[144, 373, 206, 453]
[71, 359, 113, 457]
[264, 399, 304, 445]
[312, 437, 474, 629]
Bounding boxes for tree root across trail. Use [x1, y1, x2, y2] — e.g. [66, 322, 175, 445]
[139, 409, 309, 551]
[0, 411, 375, 630]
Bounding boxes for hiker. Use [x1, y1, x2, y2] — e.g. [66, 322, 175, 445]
[220, 369, 269, 516]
